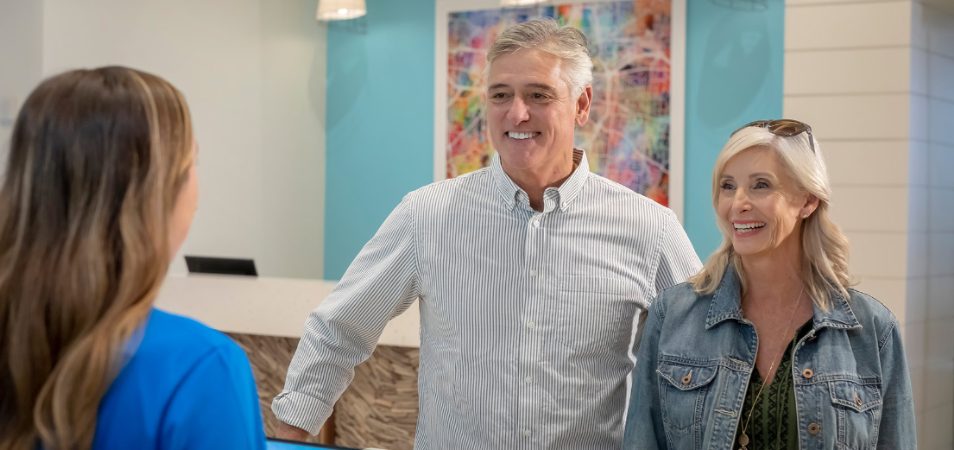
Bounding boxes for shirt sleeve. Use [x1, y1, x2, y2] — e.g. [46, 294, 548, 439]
[652, 209, 702, 297]
[272, 195, 421, 434]
[160, 342, 266, 450]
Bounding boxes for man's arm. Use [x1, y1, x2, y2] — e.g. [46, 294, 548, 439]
[652, 209, 702, 295]
[272, 195, 421, 435]
[274, 422, 309, 441]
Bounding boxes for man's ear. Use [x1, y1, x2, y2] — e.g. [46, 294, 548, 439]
[575, 85, 592, 126]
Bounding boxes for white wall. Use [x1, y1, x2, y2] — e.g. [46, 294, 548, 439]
[786, 0, 953, 447]
[41, 0, 327, 279]
[0, 0, 43, 175]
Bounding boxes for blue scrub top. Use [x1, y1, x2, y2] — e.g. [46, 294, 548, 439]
[93, 308, 266, 450]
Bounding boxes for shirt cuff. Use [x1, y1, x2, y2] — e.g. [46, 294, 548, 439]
[271, 390, 334, 435]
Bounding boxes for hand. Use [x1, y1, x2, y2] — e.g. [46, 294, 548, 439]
[275, 421, 310, 441]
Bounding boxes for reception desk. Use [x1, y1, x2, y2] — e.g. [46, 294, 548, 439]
[155, 274, 421, 449]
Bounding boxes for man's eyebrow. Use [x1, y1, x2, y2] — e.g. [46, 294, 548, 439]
[525, 83, 557, 92]
[487, 83, 558, 92]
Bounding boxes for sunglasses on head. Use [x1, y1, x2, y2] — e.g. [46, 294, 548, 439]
[733, 119, 815, 153]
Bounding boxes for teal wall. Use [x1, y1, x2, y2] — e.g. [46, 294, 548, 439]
[323, 0, 435, 278]
[324, 1, 783, 279]
[684, 2, 784, 259]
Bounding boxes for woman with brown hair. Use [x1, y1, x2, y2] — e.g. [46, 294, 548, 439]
[0, 67, 265, 450]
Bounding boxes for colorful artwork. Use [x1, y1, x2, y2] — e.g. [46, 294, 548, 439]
[446, 0, 673, 205]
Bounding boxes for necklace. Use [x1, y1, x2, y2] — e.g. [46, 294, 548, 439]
[737, 286, 805, 450]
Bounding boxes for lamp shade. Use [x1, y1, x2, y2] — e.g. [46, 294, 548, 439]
[317, 0, 366, 21]
[501, 0, 547, 5]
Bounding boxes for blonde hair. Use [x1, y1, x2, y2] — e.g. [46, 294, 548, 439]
[689, 125, 852, 310]
[487, 18, 593, 96]
[0, 66, 194, 450]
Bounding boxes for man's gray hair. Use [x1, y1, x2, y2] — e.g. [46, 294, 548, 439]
[487, 19, 593, 96]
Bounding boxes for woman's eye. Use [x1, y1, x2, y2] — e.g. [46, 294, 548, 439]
[720, 182, 735, 190]
[754, 180, 770, 189]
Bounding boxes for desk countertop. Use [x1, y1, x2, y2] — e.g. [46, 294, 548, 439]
[154, 274, 420, 347]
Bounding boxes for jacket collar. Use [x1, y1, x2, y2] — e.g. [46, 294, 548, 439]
[705, 265, 861, 331]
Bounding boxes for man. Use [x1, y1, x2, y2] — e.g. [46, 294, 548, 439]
[273, 19, 701, 448]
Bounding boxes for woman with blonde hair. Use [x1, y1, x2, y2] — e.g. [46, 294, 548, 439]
[623, 119, 916, 449]
[0, 67, 265, 450]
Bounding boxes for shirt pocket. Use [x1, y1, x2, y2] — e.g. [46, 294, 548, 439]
[656, 358, 720, 433]
[555, 276, 638, 357]
[829, 378, 883, 449]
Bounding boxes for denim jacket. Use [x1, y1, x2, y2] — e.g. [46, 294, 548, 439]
[623, 267, 916, 449]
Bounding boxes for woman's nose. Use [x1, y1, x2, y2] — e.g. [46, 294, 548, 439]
[733, 189, 751, 213]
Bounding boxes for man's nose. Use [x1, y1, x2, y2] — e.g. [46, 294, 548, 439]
[506, 97, 530, 125]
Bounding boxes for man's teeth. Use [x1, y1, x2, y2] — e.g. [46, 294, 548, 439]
[508, 132, 536, 140]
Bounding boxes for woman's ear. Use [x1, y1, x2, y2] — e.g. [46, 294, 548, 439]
[801, 194, 819, 218]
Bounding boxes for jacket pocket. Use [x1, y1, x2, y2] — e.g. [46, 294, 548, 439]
[657, 358, 720, 433]
[829, 378, 883, 449]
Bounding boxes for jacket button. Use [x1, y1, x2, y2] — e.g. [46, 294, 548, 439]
[681, 370, 692, 385]
[807, 422, 821, 435]
[802, 368, 814, 379]
[854, 393, 863, 407]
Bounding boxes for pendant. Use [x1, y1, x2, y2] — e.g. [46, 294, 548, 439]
[739, 432, 750, 450]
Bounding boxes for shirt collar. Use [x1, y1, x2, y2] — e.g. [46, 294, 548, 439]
[705, 265, 861, 330]
[490, 148, 590, 212]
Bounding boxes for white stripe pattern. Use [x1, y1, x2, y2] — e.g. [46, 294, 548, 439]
[273, 150, 701, 449]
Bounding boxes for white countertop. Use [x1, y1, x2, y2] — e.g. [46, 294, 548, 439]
[154, 273, 421, 348]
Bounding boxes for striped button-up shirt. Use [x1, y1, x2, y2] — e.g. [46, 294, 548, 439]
[273, 150, 701, 449]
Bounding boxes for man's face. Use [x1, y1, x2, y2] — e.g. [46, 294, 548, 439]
[486, 48, 591, 182]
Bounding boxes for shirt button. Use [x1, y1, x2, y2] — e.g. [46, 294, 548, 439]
[522, 429, 531, 437]
[802, 368, 814, 379]
[529, 269, 537, 277]
[807, 422, 821, 435]
[531, 219, 541, 228]
[526, 321, 536, 329]
[524, 376, 532, 383]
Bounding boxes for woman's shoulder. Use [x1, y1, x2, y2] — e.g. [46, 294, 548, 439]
[846, 289, 897, 319]
[843, 288, 900, 334]
[652, 281, 707, 315]
[139, 309, 248, 366]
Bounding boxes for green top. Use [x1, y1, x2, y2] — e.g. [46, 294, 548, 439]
[734, 320, 813, 450]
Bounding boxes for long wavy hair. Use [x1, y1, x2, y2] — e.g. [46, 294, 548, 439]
[689, 125, 853, 310]
[0, 66, 194, 450]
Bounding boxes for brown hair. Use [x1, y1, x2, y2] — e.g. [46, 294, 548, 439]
[0, 66, 194, 450]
